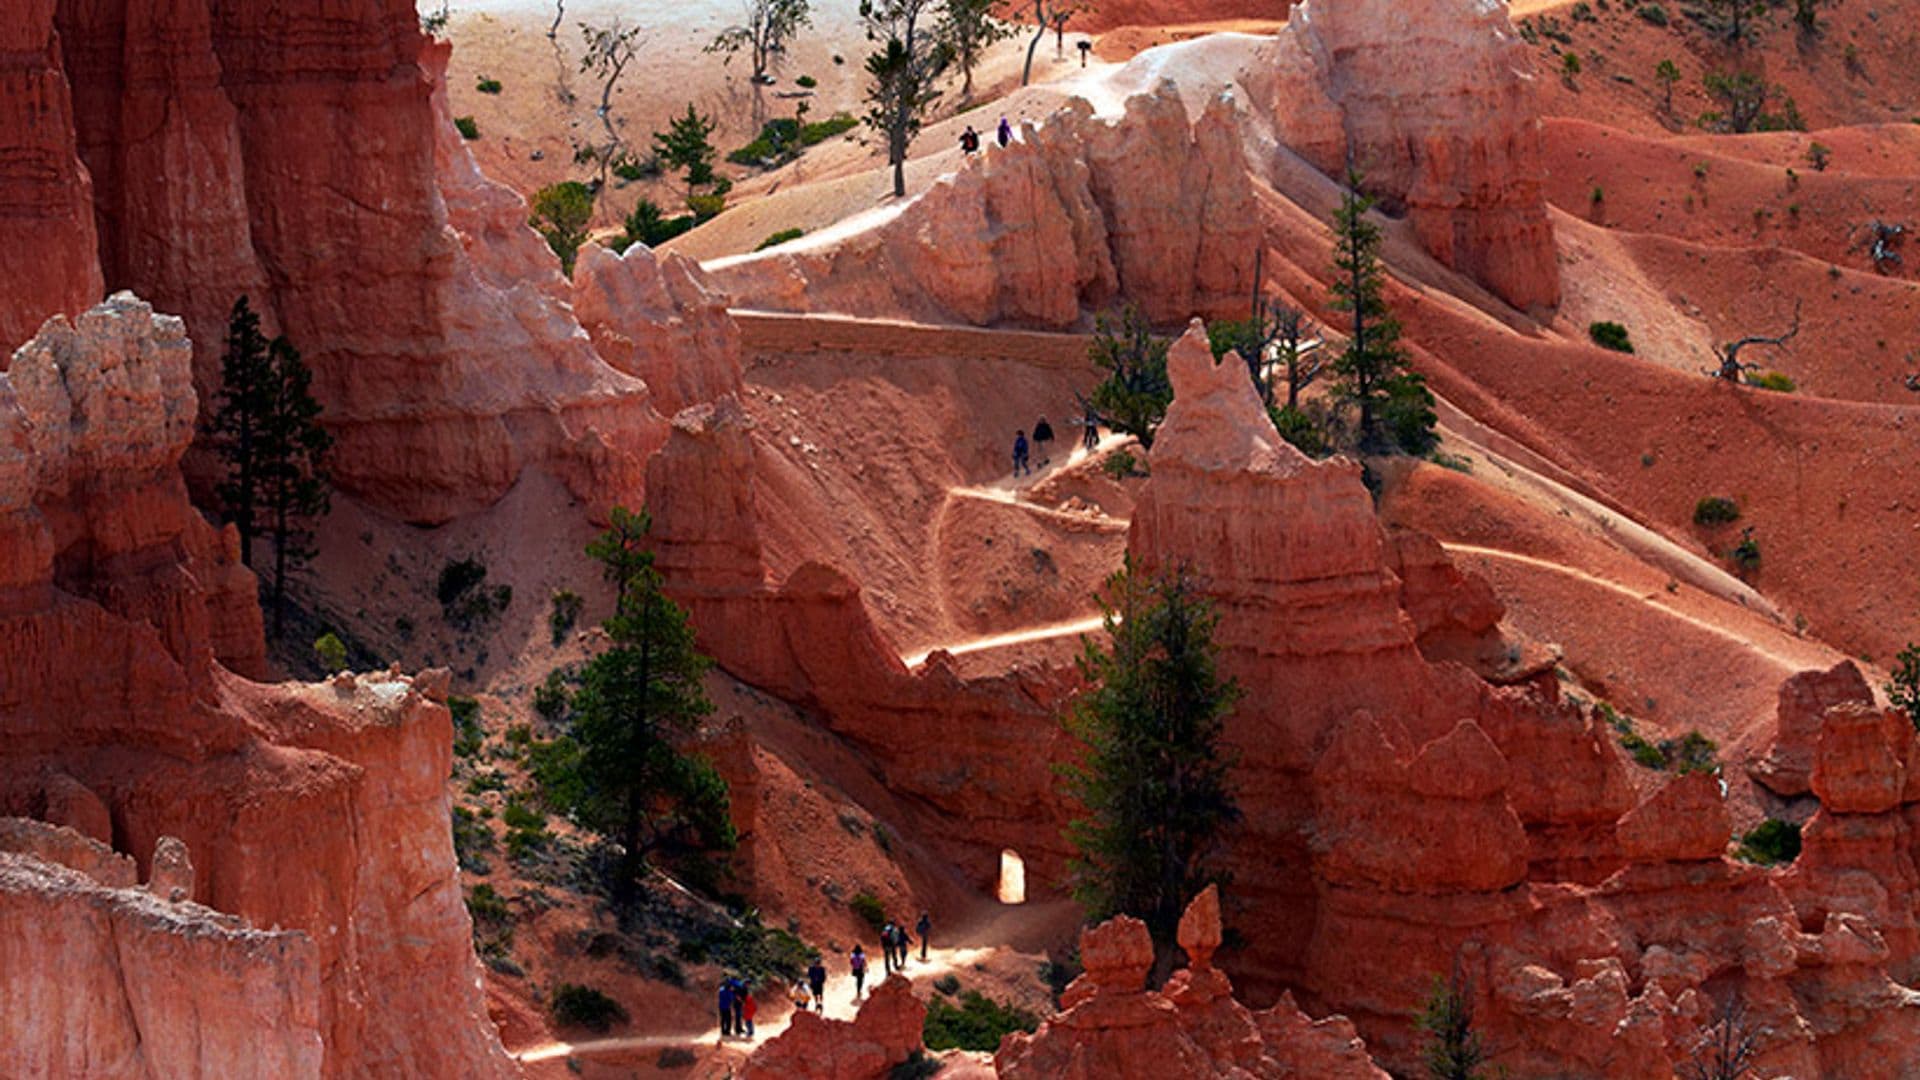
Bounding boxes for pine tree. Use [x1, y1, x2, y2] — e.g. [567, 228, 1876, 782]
[214, 297, 331, 637]
[1062, 557, 1241, 974]
[213, 296, 272, 567]
[1419, 964, 1490, 1080]
[532, 506, 735, 905]
[1087, 304, 1172, 449]
[653, 103, 720, 200]
[256, 335, 332, 638]
[860, 0, 946, 198]
[1329, 174, 1435, 455]
[941, 0, 1012, 100]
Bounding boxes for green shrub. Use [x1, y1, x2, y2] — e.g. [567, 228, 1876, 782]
[1639, 3, 1668, 25]
[1620, 730, 1667, 769]
[1661, 730, 1719, 775]
[677, 915, 813, 984]
[1269, 405, 1328, 458]
[796, 75, 818, 88]
[534, 669, 572, 724]
[620, 200, 697, 250]
[451, 805, 494, 873]
[889, 1052, 943, 1080]
[800, 114, 859, 144]
[476, 77, 502, 94]
[314, 631, 348, 673]
[454, 115, 479, 140]
[1588, 321, 1634, 353]
[934, 974, 961, 996]
[1693, 496, 1741, 526]
[1562, 52, 1583, 78]
[550, 984, 627, 1032]
[549, 589, 583, 644]
[1746, 370, 1796, 392]
[449, 696, 484, 757]
[1729, 527, 1761, 573]
[686, 193, 727, 220]
[1807, 141, 1832, 171]
[502, 799, 545, 832]
[850, 891, 888, 932]
[1735, 819, 1802, 865]
[755, 228, 806, 251]
[438, 556, 511, 629]
[923, 990, 1039, 1052]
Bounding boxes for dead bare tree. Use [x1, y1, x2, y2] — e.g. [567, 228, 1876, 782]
[1021, 0, 1086, 85]
[1712, 302, 1800, 382]
[1854, 219, 1907, 273]
[580, 20, 644, 187]
[1678, 993, 1764, 1080]
[548, 0, 564, 39]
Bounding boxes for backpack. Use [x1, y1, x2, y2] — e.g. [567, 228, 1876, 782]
[851, 951, 866, 972]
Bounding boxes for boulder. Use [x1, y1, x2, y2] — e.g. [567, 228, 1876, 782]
[740, 975, 924, 1080]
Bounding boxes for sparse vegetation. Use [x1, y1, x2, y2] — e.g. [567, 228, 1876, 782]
[1417, 965, 1489, 1080]
[1640, 4, 1670, 26]
[438, 556, 513, 630]
[1746, 371, 1796, 392]
[861, 0, 947, 197]
[706, 0, 813, 87]
[1807, 141, 1832, 171]
[1701, 71, 1800, 134]
[476, 77, 502, 94]
[923, 990, 1040, 1052]
[550, 984, 628, 1032]
[1693, 496, 1741, 526]
[1330, 173, 1436, 455]
[314, 632, 348, 674]
[889, 1051, 944, 1080]
[1735, 819, 1802, 866]
[529, 181, 594, 276]
[1887, 642, 1920, 731]
[933, 973, 962, 995]
[454, 115, 479, 139]
[653, 103, 723, 211]
[726, 113, 858, 166]
[1589, 321, 1634, 353]
[851, 890, 888, 932]
[1729, 527, 1762, 573]
[549, 588, 584, 644]
[756, 228, 806, 251]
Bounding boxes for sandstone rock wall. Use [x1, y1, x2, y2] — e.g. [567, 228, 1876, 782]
[0, 296, 514, 1078]
[4, 0, 659, 525]
[707, 81, 1256, 330]
[1269, 0, 1561, 311]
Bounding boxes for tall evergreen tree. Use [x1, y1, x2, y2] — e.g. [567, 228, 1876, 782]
[1062, 557, 1241, 975]
[1087, 303, 1173, 449]
[940, 0, 1011, 100]
[652, 103, 720, 200]
[532, 506, 735, 906]
[214, 297, 330, 637]
[860, 0, 946, 198]
[256, 336, 332, 638]
[1418, 964, 1491, 1080]
[214, 296, 272, 567]
[1329, 174, 1436, 455]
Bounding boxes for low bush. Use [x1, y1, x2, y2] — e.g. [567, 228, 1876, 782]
[1661, 730, 1720, 775]
[686, 193, 727, 220]
[1588, 320, 1634, 353]
[476, 77, 502, 94]
[534, 669, 572, 724]
[549, 588, 583, 644]
[851, 891, 888, 933]
[449, 696, 484, 758]
[439, 556, 511, 629]
[502, 799, 545, 832]
[621, 200, 697, 249]
[755, 228, 805, 251]
[923, 990, 1039, 1052]
[1693, 496, 1741, 526]
[451, 805, 494, 873]
[1269, 405, 1328, 458]
[314, 631, 348, 673]
[796, 74, 818, 88]
[727, 113, 859, 166]
[1729, 527, 1762, 573]
[550, 984, 627, 1032]
[889, 1052, 943, 1080]
[934, 974, 961, 996]
[1639, 3, 1668, 25]
[454, 115, 479, 140]
[1746, 370, 1796, 392]
[1735, 818, 1802, 865]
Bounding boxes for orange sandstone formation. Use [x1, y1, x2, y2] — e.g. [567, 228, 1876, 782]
[0, 296, 513, 1077]
[740, 976, 926, 1080]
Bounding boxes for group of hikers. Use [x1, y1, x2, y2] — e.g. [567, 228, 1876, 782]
[959, 116, 1016, 154]
[724, 912, 935, 1041]
[1013, 406, 1099, 479]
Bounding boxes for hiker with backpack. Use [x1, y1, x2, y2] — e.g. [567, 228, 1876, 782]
[881, 921, 898, 975]
[807, 956, 828, 1013]
[718, 979, 736, 1038]
[1032, 416, 1055, 466]
[850, 944, 869, 998]
[916, 912, 932, 962]
[1013, 430, 1031, 477]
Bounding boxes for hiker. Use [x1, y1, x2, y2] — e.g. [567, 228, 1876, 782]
[718, 979, 736, 1038]
[881, 921, 898, 975]
[960, 126, 981, 154]
[741, 984, 758, 1037]
[1082, 402, 1100, 451]
[1013, 430, 1031, 477]
[807, 956, 828, 1013]
[790, 978, 812, 1014]
[850, 944, 869, 998]
[997, 116, 1013, 147]
[916, 912, 932, 962]
[1032, 416, 1055, 466]
[731, 978, 747, 1037]
[890, 922, 910, 970]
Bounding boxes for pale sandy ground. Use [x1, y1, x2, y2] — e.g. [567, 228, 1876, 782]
[424, 0, 1097, 232]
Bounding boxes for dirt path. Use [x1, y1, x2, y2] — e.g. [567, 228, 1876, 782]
[903, 615, 1108, 670]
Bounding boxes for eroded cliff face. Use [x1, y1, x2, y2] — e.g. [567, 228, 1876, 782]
[4, 0, 658, 525]
[1121, 323, 1920, 1076]
[706, 80, 1258, 330]
[0, 296, 514, 1078]
[0, 0, 104, 358]
[1270, 0, 1561, 311]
